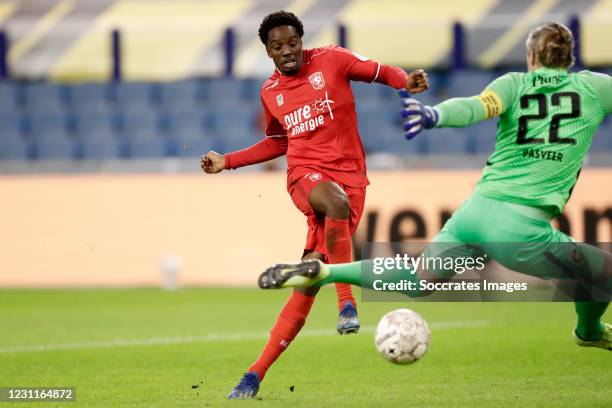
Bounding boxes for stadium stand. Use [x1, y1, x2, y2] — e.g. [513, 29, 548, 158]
[0, 1, 610, 164]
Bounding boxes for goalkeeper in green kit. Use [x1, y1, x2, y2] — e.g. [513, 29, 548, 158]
[257, 22, 612, 350]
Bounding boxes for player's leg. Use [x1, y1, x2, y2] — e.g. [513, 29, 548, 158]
[228, 251, 322, 399]
[461, 192, 611, 350]
[308, 180, 359, 333]
[260, 200, 470, 297]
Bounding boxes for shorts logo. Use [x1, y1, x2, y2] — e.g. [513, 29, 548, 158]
[309, 71, 325, 90]
[307, 172, 322, 182]
[277, 93, 284, 106]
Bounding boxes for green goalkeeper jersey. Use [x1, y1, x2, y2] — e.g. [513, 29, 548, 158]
[434, 67, 612, 214]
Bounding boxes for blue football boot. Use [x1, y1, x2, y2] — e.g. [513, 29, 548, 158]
[227, 372, 260, 400]
[337, 301, 360, 335]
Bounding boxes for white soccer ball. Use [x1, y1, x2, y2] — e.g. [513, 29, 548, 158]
[374, 308, 430, 364]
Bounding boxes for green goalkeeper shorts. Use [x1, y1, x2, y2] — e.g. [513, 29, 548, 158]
[427, 190, 605, 281]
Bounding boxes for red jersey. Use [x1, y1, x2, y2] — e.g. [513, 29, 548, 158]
[225, 45, 408, 188]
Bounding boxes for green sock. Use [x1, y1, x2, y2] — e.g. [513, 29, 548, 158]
[575, 302, 608, 341]
[318, 260, 421, 297]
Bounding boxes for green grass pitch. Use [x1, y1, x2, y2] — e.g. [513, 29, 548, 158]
[0, 288, 610, 407]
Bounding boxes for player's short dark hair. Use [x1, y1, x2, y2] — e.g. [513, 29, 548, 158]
[526, 22, 575, 69]
[258, 10, 304, 45]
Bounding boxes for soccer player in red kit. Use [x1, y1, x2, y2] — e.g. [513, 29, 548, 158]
[201, 11, 429, 399]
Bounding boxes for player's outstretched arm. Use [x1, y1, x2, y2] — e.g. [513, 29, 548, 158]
[400, 73, 516, 139]
[200, 136, 288, 174]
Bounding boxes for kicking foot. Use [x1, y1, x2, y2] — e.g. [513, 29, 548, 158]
[337, 301, 360, 335]
[573, 323, 611, 351]
[227, 372, 260, 399]
[258, 259, 326, 289]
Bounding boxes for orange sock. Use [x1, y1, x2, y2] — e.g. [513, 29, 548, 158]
[325, 217, 356, 310]
[248, 290, 315, 380]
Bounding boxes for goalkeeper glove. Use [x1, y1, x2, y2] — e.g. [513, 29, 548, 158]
[399, 89, 439, 140]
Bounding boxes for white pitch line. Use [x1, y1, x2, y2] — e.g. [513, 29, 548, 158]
[0, 320, 490, 354]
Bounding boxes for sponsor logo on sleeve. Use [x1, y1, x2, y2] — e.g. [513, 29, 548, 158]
[277, 93, 284, 106]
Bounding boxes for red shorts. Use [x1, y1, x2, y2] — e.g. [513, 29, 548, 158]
[288, 168, 366, 260]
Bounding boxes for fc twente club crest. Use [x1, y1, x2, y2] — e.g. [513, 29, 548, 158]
[308, 71, 325, 90]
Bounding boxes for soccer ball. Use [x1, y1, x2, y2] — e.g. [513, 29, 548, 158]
[374, 308, 430, 364]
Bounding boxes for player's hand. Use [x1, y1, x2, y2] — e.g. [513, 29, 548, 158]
[200, 151, 225, 174]
[405, 69, 429, 94]
[399, 90, 439, 140]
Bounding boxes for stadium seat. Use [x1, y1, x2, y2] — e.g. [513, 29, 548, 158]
[0, 132, 29, 160]
[203, 78, 244, 105]
[242, 78, 263, 102]
[446, 70, 496, 98]
[79, 132, 123, 160]
[591, 118, 612, 152]
[351, 82, 382, 101]
[22, 82, 68, 113]
[71, 111, 119, 138]
[0, 113, 25, 136]
[126, 134, 169, 158]
[467, 120, 498, 154]
[210, 105, 258, 136]
[164, 111, 207, 138]
[0, 82, 20, 114]
[119, 111, 162, 139]
[158, 80, 206, 112]
[68, 83, 113, 113]
[24, 112, 69, 137]
[110, 82, 157, 110]
[33, 133, 77, 160]
[423, 128, 469, 154]
[221, 132, 259, 153]
[174, 131, 221, 158]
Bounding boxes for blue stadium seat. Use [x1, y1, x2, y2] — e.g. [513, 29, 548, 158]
[446, 70, 496, 98]
[211, 105, 258, 135]
[0, 82, 19, 114]
[351, 82, 382, 101]
[467, 120, 498, 154]
[126, 134, 168, 158]
[204, 78, 243, 105]
[422, 128, 469, 154]
[79, 132, 123, 159]
[71, 111, 118, 137]
[591, 118, 612, 152]
[242, 78, 262, 102]
[221, 132, 259, 153]
[24, 112, 68, 137]
[174, 131, 220, 158]
[164, 111, 207, 138]
[33, 133, 77, 160]
[158, 80, 205, 112]
[110, 82, 157, 110]
[119, 111, 161, 139]
[68, 83, 112, 113]
[22, 82, 67, 113]
[0, 113, 25, 136]
[0, 132, 29, 160]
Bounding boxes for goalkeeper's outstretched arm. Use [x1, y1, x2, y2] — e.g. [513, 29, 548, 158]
[434, 72, 519, 128]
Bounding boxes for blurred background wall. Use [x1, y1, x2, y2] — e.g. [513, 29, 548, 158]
[0, 0, 610, 287]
